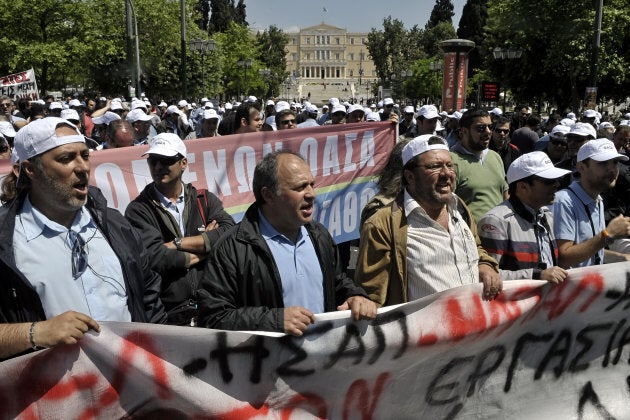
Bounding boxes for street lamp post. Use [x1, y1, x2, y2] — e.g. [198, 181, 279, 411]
[125, 0, 141, 97]
[400, 70, 413, 104]
[429, 61, 443, 107]
[189, 38, 216, 97]
[258, 68, 270, 98]
[493, 47, 523, 112]
[237, 58, 253, 100]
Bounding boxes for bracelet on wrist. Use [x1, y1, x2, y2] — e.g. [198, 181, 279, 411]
[29, 321, 38, 350]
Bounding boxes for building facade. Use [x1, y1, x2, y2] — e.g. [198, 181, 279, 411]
[285, 23, 378, 84]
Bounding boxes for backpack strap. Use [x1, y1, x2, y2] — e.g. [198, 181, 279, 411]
[196, 189, 208, 226]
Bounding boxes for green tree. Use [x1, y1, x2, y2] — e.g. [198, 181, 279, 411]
[214, 22, 261, 100]
[256, 26, 289, 97]
[419, 21, 457, 57]
[366, 17, 427, 96]
[457, 0, 489, 77]
[426, 0, 455, 29]
[484, 0, 630, 111]
[208, 0, 248, 35]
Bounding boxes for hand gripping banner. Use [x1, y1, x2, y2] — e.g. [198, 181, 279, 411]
[1, 262, 629, 419]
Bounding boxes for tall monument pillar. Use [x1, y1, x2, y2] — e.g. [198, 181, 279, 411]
[440, 39, 475, 112]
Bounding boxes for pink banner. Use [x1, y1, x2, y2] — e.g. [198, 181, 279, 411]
[1, 122, 396, 242]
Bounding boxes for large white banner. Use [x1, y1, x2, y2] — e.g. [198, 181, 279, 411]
[1, 262, 629, 419]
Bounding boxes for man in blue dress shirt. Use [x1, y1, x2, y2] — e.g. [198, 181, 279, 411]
[0, 117, 166, 359]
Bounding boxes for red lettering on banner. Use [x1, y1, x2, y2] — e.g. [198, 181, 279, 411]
[216, 402, 270, 419]
[280, 393, 328, 419]
[523, 273, 604, 323]
[78, 331, 171, 418]
[418, 332, 439, 346]
[444, 294, 487, 341]
[342, 372, 390, 420]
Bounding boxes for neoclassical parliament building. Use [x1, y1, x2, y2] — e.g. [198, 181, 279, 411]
[283, 23, 378, 100]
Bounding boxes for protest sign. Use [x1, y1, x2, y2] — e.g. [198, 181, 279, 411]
[0, 69, 38, 100]
[1, 262, 629, 419]
[85, 122, 395, 242]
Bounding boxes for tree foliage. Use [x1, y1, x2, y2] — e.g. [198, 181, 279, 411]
[255, 26, 290, 97]
[457, 0, 488, 77]
[207, 0, 248, 35]
[426, 0, 455, 29]
[484, 0, 630, 111]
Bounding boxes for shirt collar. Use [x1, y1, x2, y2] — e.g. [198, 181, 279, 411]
[403, 189, 458, 219]
[153, 183, 185, 208]
[18, 195, 92, 241]
[258, 209, 305, 244]
[451, 141, 489, 161]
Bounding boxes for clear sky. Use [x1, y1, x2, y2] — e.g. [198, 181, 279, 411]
[244, 0, 468, 33]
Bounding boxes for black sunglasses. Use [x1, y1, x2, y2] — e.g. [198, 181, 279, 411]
[279, 119, 296, 125]
[532, 176, 558, 185]
[494, 128, 510, 134]
[147, 155, 182, 166]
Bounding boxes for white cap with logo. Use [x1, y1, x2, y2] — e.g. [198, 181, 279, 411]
[577, 138, 629, 163]
[14, 117, 84, 161]
[402, 134, 449, 166]
[142, 133, 187, 157]
[506, 151, 571, 184]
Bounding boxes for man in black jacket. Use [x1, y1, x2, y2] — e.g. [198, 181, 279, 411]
[197, 151, 376, 336]
[125, 133, 234, 325]
[0, 117, 167, 359]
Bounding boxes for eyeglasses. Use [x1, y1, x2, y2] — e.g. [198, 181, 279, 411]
[494, 128, 510, 134]
[532, 176, 559, 186]
[550, 140, 567, 147]
[0, 103, 9, 108]
[69, 231, 88, 279]
[147, 155, 182, 166]
[413, 162, 455, 173]
[279, 119, 296, 125]
[473, 125, 491, 133]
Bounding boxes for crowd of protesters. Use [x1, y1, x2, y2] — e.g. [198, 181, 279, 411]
[0, 89, 629, 360]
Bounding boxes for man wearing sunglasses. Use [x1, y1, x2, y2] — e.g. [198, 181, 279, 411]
[275, 109, 298, 130]
[489, 116, 521, 173]
[478, 152, 571, 282]
[125, 133, 234, 325]
[0, 118, 167, 359]
[450, 109, 509, 222]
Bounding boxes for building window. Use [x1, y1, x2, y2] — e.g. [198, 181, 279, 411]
[361, 37, 365, 44]
[327, 36, 330, 44]
[292, 53, 297, 61]
[306, 37, 311, 45]
[349, 53, 354, 60]
[335, 53, 340, 60]
[336, 37, 340, 45]
[306, 53, 311, 60]
[350, 38, 354, 45]
[360, 52, 366, 61]
[292, 38, 296, 45]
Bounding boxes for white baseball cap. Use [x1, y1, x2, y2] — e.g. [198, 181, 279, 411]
[202, 109, 220, 120]
[402, 134, 449, 166]
[142, 133, 187, 157]
[92, 111, 121, 125]
[569, 122, 597, 139]
[577, 138, 629, 163]
[14, 117, 84, 161]
[489, 107, 503, 116]
[275, 101, 290, 113]
[506, 151, 571, 184]
[126, 108, 153, 124]
[331, 104, 347, 115]
[348, 104, 364, 115]
[383, 98, 394, 106]
[417, 105, 440, 120]
[60, 108, 80, 122]
[177, 100, 189, 108]
[403, 106, 415, 114]
[49, 101, 63, 110]
[0, 121, 17, 138]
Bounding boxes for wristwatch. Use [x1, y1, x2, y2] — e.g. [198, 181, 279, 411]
[173, 237, 183, 251]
